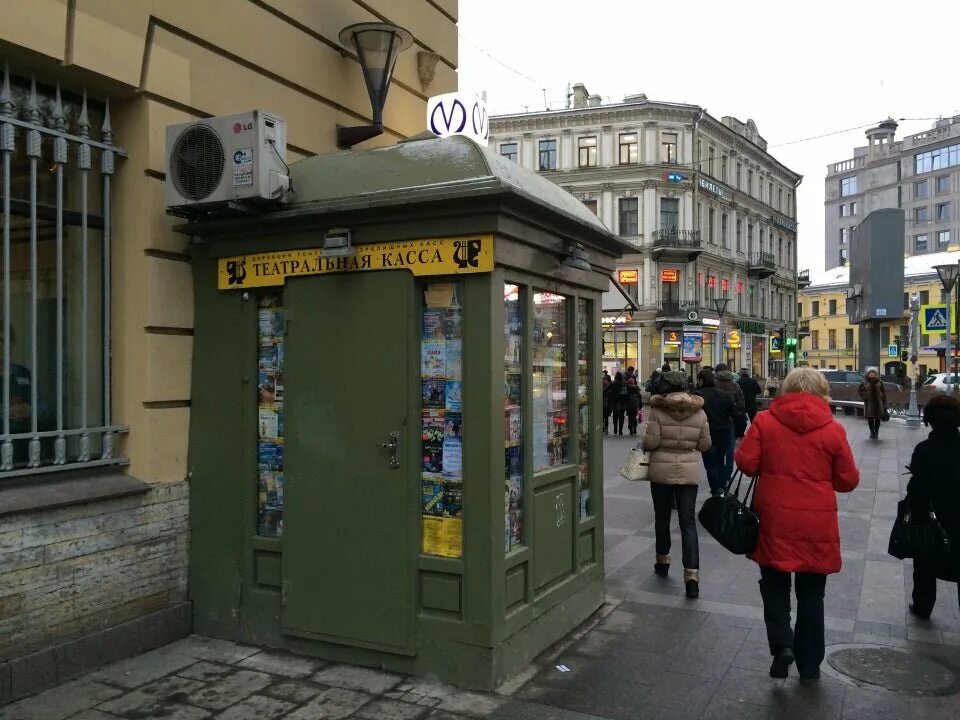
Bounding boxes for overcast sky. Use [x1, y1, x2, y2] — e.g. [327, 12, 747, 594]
[456, 0, 960, 274]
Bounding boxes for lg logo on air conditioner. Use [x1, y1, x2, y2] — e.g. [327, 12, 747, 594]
[426, 92, 488, 146]
[232, 122, 254, 134]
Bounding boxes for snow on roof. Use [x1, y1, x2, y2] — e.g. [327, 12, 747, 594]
[807, 250, 960, 289]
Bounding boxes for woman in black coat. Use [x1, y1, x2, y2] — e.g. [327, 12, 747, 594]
[625, 376, 642, 435]
[609, 372, 628, 435]
[906, 394, 960, 618]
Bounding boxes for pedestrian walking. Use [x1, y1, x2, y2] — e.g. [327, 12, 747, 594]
[734, 368, 859, 682]
[858, 367, 888, 439]
[645, 369, 662, 395]
[738, 368, 762, 423]
[602, 371, 612, 435]
[626, 376, 642, 435]
[610, 372, 628, 436]
[905, 394, 960, 619]
[695, 368, 739, 495]
[626, 365, 638, 382]
[640, 370, 711, 598]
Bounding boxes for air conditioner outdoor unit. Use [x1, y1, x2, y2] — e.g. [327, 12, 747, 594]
[165, 110, 289, 212]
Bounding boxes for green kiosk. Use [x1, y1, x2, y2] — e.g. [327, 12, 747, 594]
[184, 135, 630, 689]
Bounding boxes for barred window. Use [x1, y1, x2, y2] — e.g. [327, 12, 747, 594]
[0, 68, 125, 477]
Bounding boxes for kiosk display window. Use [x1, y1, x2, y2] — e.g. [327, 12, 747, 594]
[257, 294, 285, 537]
[532, 291, 568, 472]
[504, 284, 523, 551]
[577, 299, 591, 518]
[420, 282, 464, 558]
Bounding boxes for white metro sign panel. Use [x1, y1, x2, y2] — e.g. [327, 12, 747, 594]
[426, 92, 488, 146]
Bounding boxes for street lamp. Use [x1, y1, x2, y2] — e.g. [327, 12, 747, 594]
[906, 294, 921, 428]
[934, 262, 959, 394]
[337, 22, 413, 149]
[712, 297, 730, 366]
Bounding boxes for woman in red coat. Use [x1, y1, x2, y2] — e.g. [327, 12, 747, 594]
[734, 367, 859, 683]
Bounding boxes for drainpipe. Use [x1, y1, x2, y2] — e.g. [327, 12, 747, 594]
[789, 174, 804, 373]
[692, 108, 705, 363]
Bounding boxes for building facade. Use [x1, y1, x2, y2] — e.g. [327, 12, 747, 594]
[489, 84, 803, 382]
[0, 0, 456, 702]
[825, 117, 960, 271]
[799, 251, 959, 375]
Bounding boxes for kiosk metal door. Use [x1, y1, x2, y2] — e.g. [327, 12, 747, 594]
[281, 270, 415, 654]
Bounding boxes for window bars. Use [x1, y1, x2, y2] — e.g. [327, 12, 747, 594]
[0, 64, 128, 478]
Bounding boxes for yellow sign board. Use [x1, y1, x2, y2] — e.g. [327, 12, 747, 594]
[217, 235, 494, 290]
[727, 329, 741, 348]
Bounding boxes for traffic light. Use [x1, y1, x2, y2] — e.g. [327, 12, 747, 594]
[785, 336, 798, 361]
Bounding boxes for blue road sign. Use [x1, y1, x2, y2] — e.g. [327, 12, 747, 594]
[922, 305, 949, 332]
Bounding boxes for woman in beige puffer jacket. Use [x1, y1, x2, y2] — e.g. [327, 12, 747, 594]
[641, 371, 711, 598]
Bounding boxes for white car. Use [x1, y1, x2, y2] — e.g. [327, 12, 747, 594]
[922, 373, 960, 392]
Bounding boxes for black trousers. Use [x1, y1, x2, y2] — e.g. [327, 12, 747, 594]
[912, 560, 960, 616]
[758, 568, 827, 678]
[627, 408, 639, 434]
[613, 408, 626, 434]
[650, 483, 699, 570]
[867, 417, 881, 435]
[603, 408, 611, 433]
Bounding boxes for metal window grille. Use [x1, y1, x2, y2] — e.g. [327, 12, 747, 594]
[0, 65, 127, 478]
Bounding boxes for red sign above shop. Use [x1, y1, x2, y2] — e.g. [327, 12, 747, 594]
[618, 269, 639, 284]
[736, 280, 744, 294]
[660, 268, 679, 283]
[722, 278, 730, 293]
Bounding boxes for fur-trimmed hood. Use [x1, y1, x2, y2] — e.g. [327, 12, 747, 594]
[650, 392, 704, 420]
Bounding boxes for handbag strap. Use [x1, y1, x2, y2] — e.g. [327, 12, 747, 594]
[725, 470, 744, 497]
[742, 474, 759, 508]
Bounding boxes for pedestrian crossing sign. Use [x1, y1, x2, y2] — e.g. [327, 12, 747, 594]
[920, 304, 955, 333]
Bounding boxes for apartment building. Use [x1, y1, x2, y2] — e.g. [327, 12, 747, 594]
[826, 117, 960, 270]
[0, 0, 457, 701]
[489, 84, 802, 380]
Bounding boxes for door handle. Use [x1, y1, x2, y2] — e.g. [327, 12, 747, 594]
[377, 431, 400, 469]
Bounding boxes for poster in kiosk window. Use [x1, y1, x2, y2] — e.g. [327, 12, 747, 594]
[420, 282, 464, 559]
[256, 294, 285, 537]
[682, 332, 703, 363]
[504, 284, 524, 551]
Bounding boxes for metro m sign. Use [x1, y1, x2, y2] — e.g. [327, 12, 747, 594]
[427, 92, 489, 146]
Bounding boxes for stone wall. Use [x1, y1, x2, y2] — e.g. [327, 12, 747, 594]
[0, 482, 191, 702]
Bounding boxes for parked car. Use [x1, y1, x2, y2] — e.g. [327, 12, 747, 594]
[921, 372, 960, 393]
[817, 370, 901, 405]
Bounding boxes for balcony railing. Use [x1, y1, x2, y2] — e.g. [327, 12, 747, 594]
[652, 229, 702, 246]
[749, 251, 776, 270]
[656, 300, 702, 319]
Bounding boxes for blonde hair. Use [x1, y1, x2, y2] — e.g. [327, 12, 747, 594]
[781, 367, 831, 401]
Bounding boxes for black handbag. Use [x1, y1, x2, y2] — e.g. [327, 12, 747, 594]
[881, 407, 891, 422]
[698, 471, 759, 555]
[888, 497, 952, 562]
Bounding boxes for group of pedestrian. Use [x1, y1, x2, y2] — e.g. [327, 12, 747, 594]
[639, 366, 863, 681]
[602, 367, 642, 436]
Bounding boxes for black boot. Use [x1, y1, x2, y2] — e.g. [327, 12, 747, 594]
[654, 554, 670, 577]
[770, 647, 795, 679]
[684, 569, 699, 599]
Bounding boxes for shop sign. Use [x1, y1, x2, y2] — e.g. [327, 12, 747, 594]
[660, 268, 679, 283]
[682, 332, 703, 362]
[702, 318, 720, 327]
[603, 314, 632, 325]
[618, 269, 639, 284]
[773, 216, 798, 232]
[737, 319, 766, 335]
[699, 177, 725, 198]
[727, 329, 742, 348]
[218, 235, 494, 290]
[664, 330, 682, 345]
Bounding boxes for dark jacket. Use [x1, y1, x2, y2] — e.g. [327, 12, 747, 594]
[626, 383, 642, 413]
[696, 385, 738, 434]
[609, 379, 629, 411]
[907, 428, 960, 580]
[735, 392, 859, 574]
[738, 374, 762, 413]
[715, 371, 746, 412]
[858, 376, 887, 419]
